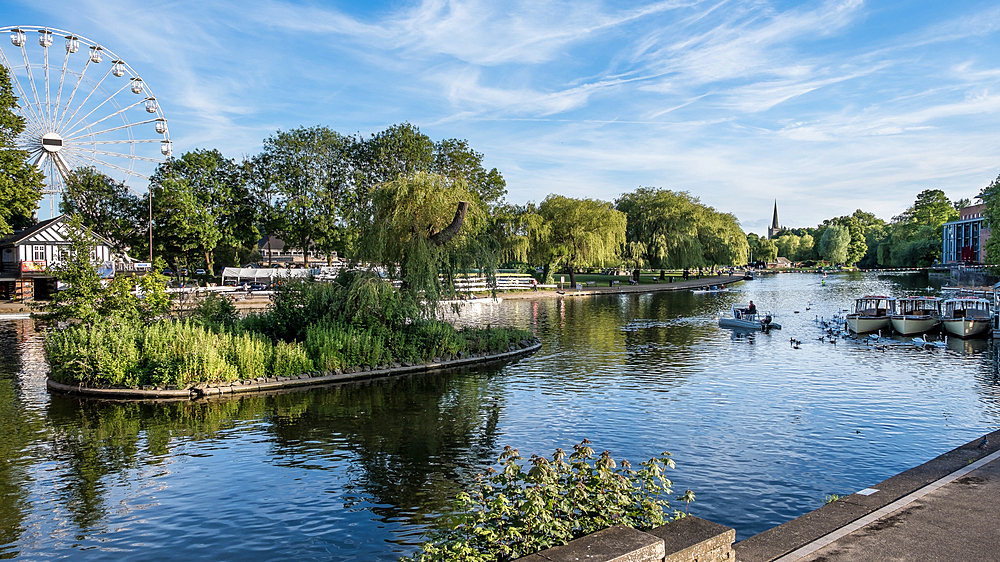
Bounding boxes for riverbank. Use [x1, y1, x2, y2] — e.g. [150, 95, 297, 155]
[735, 428, 1000, 561]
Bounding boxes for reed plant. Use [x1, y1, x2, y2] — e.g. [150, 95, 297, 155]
[45, 317, 313, 388]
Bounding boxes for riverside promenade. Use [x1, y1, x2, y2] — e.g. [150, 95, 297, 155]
[0, 273, 743, 316]
[737, 428, 1000, 562]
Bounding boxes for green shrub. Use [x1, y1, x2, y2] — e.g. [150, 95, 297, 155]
[404, 440, 688, 562]
[191, 292, 239, 330]
[270, 341, 313, 376]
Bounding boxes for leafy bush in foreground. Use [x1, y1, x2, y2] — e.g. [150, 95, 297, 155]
[404, 440, 690, 562]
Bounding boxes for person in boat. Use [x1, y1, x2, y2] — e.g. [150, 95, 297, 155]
[747, 301, 757, 316]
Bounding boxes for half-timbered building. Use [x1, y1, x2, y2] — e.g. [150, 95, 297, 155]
[0, 215, 128, 301]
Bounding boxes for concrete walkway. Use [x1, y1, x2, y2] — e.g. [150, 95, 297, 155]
[736, 429, 1000, 562]
[0, 274, 748, 315]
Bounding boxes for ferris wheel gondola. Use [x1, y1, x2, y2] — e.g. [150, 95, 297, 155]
[0, 25, 171, 217]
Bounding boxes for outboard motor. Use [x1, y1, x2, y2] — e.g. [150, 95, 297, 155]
[761, 315, 773, 332]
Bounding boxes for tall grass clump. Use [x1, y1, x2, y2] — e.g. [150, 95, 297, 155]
[45, 318, 142, 387]
[46, 317, 314, 388]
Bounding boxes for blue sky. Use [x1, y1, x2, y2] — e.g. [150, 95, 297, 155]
[4, 0, 1000, 233]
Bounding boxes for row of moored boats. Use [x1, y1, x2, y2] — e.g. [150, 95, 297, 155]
[846, 295, 991, 338]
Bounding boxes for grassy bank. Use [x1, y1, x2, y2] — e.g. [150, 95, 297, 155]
[44, 274, 533, 389]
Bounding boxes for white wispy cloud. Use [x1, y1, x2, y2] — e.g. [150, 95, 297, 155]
[6, 0, 1000, 228]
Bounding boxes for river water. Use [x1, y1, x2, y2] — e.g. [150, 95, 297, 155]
[1, 272, 998, 560]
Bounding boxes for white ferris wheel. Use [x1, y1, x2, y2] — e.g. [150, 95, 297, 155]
[0, 25, 172, 217]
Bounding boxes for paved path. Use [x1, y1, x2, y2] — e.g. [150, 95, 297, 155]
[737, 430, 1000, 562]
[497, 274, 743, 301]
[788, 451, 1000, 561]
[0, 274, 749, 315]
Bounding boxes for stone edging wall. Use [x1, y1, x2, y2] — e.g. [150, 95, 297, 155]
[47, 338, 542, 401]
[515, 516, 735, 562]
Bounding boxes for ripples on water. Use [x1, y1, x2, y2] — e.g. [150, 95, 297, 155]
[1, 272, 999, 560]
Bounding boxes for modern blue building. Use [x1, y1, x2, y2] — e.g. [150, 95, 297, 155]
[941, 204, 988, 264]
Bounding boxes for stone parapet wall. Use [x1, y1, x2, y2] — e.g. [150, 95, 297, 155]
[514, 517, 734, 562]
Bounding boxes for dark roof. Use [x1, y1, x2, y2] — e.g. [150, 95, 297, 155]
[0, 216, 61, 247]
[0, 214, 117, 250]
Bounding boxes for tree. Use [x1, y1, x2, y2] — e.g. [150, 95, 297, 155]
[756, 238, 778, 264]
[819, 224, 850, 264]
[979, 174, 1000, 265]
[615, 188, 706, 272]
[262, 127, 354, 265]
[797, 234, 815, 261]
[697, 208, 748, 267]
[0, 65, 44, 234]
[432, 138, 507, 210]
[851, 210, 887, 268]
[831, 215, 867, 265]
[536, 195, 626, 287]
[774, 234, 800, 260]
[60, 167, 146, 254]
[884, 189, 957, 267]
[150, 149, 250, 274]
[354, 172, 492, 313]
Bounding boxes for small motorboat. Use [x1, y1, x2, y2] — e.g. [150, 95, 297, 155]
[941, 296, 991, 338]
[890, 296, 942, 335]
[719, 304, 780, 332]
[845, 295, 894, 334]
[692, 285, 729, 294]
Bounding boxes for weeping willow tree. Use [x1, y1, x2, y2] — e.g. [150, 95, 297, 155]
[615, 188, 709, 273]
[354, 172, 496, 316]
[533, 195, 626, 287]
[697, 208, 749, 268]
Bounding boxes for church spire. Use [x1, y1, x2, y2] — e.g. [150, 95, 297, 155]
[768, 201, 781, 239]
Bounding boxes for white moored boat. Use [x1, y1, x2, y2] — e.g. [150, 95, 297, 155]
[890, 296, 942, 335]
[941, 297, 991, 338]
[845, 295, 894, 334]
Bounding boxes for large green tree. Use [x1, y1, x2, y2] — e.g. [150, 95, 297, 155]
[882, 189, 957, 267]
[819, 224, 850, 264]
[535, 195, 626, 287]
[0, 65, 44, 234]
[348, 124, 507, 230]
[260, 126, 354, 264]
[697, 208, 749, 267]
[59, 167, 146, 254]
[354, 172, 493, 313]
[615, 188, 706, 272]
[151, 149, 251, 274]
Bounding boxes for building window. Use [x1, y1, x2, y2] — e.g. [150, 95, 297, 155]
[32, 245, 45, 261]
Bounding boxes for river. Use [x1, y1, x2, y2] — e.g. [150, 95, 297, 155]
[1, 271, 998, 560]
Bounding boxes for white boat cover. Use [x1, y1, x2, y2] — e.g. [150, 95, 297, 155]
[220, 267, 313, 283]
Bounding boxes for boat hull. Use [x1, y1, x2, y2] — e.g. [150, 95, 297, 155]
[890, 316, 940, 335]
[846, 315, 891, 334]
[719, 318, 781, 331]
[941, 318, 990, 338]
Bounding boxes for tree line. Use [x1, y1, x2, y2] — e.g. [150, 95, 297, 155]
[48, 123, 750, 289]
[748, 188, 976, 268]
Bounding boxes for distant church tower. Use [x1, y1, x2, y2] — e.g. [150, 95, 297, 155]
[767, 200, 782, 239]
